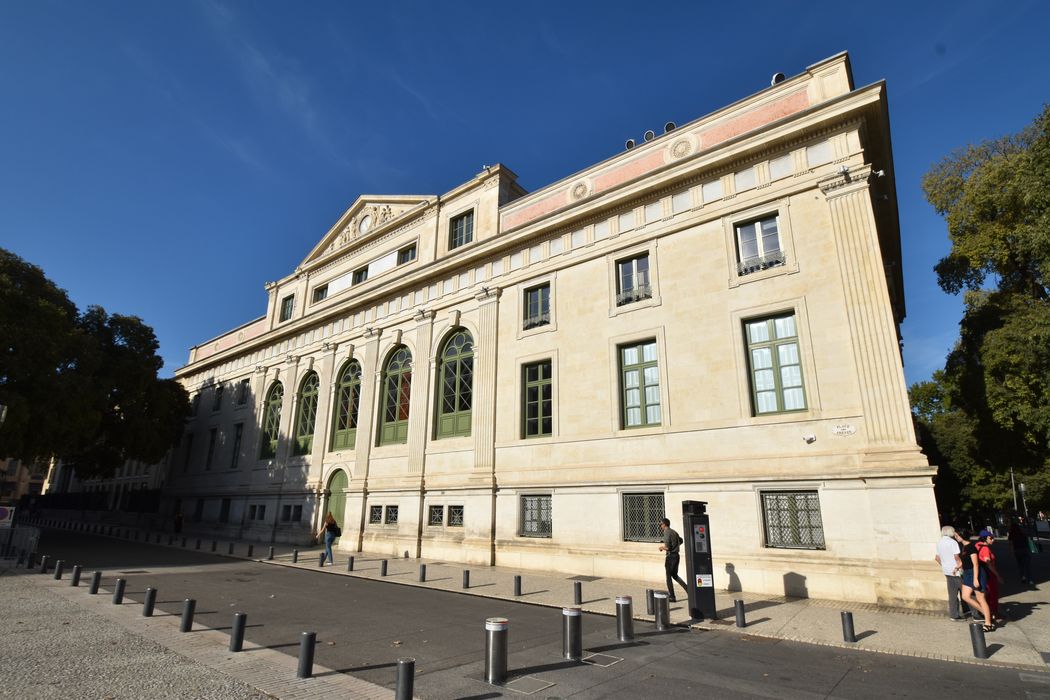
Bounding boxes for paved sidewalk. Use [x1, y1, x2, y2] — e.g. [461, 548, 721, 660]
[20, 519, 1050, 671]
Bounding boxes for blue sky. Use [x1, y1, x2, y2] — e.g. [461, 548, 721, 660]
[2, 1, 1048, 383]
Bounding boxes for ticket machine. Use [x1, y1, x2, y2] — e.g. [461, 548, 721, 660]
[681, 500, 717, 620]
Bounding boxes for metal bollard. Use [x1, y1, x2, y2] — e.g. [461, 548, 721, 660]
[267, 546, 274, 560]
[143, 587, 157, 617]
[89, 571, 102, 594]
[53, 560, 65, 580]
[380, 560, 388, 576]
[292, 549, 299, 563]
[969, 621, 989, 659]
[230, 612, 247, 652]
[562, 607, 583, 661]
[574, 581, 582, 606]
[112, 578, 126, 605]
[653, 591, 670, 631]
[195, 539, 201, 550]
[513, 575, 522, 597]
[39, 555, 50, 574]
[71, 565, 82, 587]
[347, 555, 354, 572]
[463, 570, 470, 589]
[734, 600, 747, 628]
[646, 588, 655, 615]
[841, 611, 857, 643]
[395, 657, 415, 700]
[319, 552, 326, 567]
[419, 564, 427, 582]
[180, 599, 196, 632]
[616, 596, 635, 641]
[25, 552, 35, 569]
[297, 631, 316, 679]
[484, 618, 509, 685]
[228, 542, 234, 555]
[247, 544, 254, 558]
[211, 540, 217, 552]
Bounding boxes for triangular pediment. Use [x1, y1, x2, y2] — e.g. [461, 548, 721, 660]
[303, 194, 433, 266]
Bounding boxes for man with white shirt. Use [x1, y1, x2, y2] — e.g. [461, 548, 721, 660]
[934, 525, 967, 620]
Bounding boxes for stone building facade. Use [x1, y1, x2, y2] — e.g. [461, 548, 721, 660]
[168, 53, 942, 607]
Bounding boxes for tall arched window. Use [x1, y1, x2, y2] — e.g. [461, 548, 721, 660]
[330, 360, 362, 451]
[293, 372, 319, 455]
[436, 329, 473, 438]
[259, 382, 283, 459]
[379, 346, 412, 445]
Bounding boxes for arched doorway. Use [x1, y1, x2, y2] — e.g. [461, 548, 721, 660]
[326, 470, 348, 544]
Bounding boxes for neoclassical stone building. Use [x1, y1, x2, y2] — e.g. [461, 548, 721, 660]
[168, 52, 941, 607]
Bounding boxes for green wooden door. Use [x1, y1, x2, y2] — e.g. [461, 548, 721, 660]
[327, 470, 348, 544]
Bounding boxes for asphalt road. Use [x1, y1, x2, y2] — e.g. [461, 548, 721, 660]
[32, 529, 1050, 699]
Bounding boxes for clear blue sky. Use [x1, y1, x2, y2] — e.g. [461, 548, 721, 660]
[2, 1, 1048, 383]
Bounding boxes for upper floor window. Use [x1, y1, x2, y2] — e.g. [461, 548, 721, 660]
[449, 211, 474, 250]
[235, 378, 250, 406]
[523, 284, 550, 329]
[379, 346, 412, 445]
[620, 340, 661, 428]
[331, 360, 362, 451]
[397, 244, 417, 265]
[259, 382, 283, 458]
[211, 384, 224, 412]
[735, 214, 784, 276]
[279, 295, 294, 322]
[616, 254, 652, 306]
[312, 285, 329, 303]
[745, 314, 806, 415]
[293, 372, 319, 456]
[352, 267, 369, 285]
[436, 330, 473, 438]
[522, 360, 552, 438]
[191, 393, 200, 416]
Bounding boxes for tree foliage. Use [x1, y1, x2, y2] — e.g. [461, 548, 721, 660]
[0, 248, 188, 478]
[915, 105, 1050, 515]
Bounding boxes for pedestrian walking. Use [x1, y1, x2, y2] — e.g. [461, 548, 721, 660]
[1009, 521, 1033, 585]
[316, 512, 340, 566]
[958, 529, 994, 632]
[934, 525, 966, 620]
[658, 517, 688, 602]
[976, 529, 1005, 624]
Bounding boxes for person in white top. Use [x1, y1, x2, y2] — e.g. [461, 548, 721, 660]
[934, 525, 966, 620]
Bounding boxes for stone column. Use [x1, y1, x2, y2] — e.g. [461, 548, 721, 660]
[408, 310, 436, 558]
[310, 344, 339, 481]
[352, 328, 382, 551]
[473, 287, 501, 564]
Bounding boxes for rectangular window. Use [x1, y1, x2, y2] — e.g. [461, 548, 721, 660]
[279, 295, 294, 322]
[292, 505, 302, 522]
[622, 493, 665, 542]
[620, 340, 661, 428]
[230, 423, 243, 470]
[761, 491, 825, 549]
[352, 267, 369, 285]
[428, 505, 444, 526]
[735, 214, 784, 275]
[745, 314, 806, 414]
[368, 505, 383, 524]
[205, 428, 217, 470]
[248, 505, 256, 520]
[616, 254, 652, 306]
[397, 244, 417, 265]
[448, 505, 464, 527]
[257, 505, 266, 521]
[519, 495, 552, 538]
[523, 284, 550, 329]
[212, 384, 224, 412]
[385, 505, 399, 524]
[522, 360, 553, 438]
[182, 434, 194, 472]
[236, 378, 250, 405]
[449, 211, 474, 250]
[312, 285, 329, 303]
[281, 504, 292, 521]
[219, 498, 231, 524]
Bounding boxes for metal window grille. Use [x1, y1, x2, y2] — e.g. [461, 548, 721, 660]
[448, 505, 464, 527]
[428, 505, 444, 526]
[385, 505, 399, 524]
[761, 491, 825, 549]
[368, 505, 382, 524]
[622, 493, 665, 542]
[520, 495, 552, 538]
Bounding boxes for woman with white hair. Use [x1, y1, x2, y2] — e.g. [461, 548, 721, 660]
[935, 525, 966, 621]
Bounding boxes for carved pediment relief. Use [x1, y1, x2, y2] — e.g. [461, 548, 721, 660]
[302, 195, 432, 267]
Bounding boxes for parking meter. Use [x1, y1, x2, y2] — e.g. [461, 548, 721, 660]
[681, 500, 716, 620]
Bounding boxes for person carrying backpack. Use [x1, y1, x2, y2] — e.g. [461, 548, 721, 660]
[658, 517, 689, 602]
[317, 511, 341, 566]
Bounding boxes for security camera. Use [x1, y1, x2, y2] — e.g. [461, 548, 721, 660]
[802, 434, 816, 444]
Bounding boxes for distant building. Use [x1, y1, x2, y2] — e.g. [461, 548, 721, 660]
[0, 457, 47, 505]
[167, 53, 941, 607]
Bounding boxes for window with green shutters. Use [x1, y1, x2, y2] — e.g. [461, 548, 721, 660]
[522, 360, 552, 438]
[330, 360, 362, 451]
[436, 330, 473, 438]
[293, 372, 319, 455]
[259, 382, 283, 458]
[745, 314, 806, 415]
[379, 347, 412, 445]
[619, 340, 661, 428]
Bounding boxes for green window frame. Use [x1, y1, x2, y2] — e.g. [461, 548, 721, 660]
[745, 314, 806, 415]
[523, 284, 550, 329]
[622, 492, 665, 542]
[259, 382, 283, 459]
[230, 423, 243, 469]
[330, 360, 362, 451]
[436, 330, 473, 438]
[379, 346, 412, 445]
[522, 360, 552, 438]
[293, 372, 319, 455]
[449, 210, 473, 250]
[279, 295, 294, 322]
[619, 340, 661, 428]
[519, 494, 552, 538]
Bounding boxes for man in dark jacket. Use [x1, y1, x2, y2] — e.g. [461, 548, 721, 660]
[659, 518, 689, 602]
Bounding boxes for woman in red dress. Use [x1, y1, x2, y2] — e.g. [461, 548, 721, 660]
[976, 529, 1005, 624]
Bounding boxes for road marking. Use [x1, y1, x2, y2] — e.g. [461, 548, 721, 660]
[1022, 673, 1050, 685]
